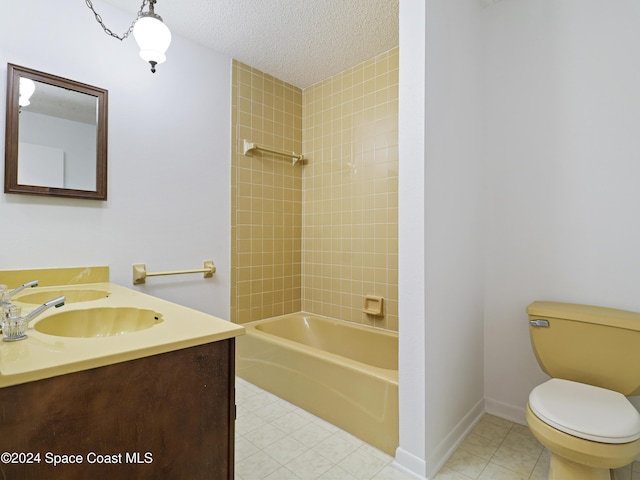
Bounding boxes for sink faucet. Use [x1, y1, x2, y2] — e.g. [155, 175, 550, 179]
[23, 296, 65, 322]
[1, 280, 40, 334]
[1, 279, 39, 305]
[2, 295, 65, 341]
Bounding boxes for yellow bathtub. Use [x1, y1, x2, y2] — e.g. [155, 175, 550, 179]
[236, 313, 398, 455]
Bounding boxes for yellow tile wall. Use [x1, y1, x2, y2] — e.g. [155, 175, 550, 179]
[231, 48, 398, 330]
[231, 61, 303, 323]
[302, 48, 399, 330]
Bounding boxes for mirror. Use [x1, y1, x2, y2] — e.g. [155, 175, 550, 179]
[4, 64, 108, 200]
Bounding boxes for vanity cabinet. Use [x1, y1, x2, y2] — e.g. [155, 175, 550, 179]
[0, 339, 236, 479]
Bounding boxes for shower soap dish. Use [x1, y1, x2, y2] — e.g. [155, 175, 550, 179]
[363, 295, 384, 316]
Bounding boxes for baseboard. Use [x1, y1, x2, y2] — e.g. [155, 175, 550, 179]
[393, 448, 426, 480]
[426, 398, 485, 477]
[395, 398, 485, 479]
[484, 396, 527, 426]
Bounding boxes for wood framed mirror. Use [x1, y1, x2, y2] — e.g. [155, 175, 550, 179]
[4, 64, 108, 200]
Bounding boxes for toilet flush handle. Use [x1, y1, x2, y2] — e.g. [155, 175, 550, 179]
[530, 319, 550, 327]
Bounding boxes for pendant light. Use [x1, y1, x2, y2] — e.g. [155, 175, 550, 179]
[86, 0, 172, 73]
[133, 1, 172, 73]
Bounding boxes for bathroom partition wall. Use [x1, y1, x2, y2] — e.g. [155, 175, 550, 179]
[231, 48, 399, 331]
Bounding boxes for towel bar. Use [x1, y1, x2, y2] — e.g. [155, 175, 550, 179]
[133, 261, 216, 285]
[243, 139, 304, 165]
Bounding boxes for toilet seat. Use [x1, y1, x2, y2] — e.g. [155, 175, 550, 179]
[529, 379, 640, 444]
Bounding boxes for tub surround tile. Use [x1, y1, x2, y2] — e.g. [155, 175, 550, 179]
[231, 48, 399, 332]
[231, 61, 303, 324]
[301, 49, 399, 330]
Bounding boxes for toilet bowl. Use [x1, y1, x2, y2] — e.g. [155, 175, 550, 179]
[526, 301, 640, 480]
[526, 379, 640, 479]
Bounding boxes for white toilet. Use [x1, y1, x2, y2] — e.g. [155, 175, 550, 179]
[526, 301, 640, 480]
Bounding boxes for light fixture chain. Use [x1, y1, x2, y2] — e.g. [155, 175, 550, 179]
[85, 0, 148, 41]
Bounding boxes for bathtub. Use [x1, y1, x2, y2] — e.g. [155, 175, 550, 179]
[235, 313, 398, 455]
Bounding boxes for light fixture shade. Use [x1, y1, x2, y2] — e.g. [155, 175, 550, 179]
[19, 77, 36, 107]
[133, 15, 171, 66]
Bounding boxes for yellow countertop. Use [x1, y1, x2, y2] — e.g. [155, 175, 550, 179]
[0, 283, 244, 388]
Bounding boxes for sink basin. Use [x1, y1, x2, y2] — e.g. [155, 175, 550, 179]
[15, 289, 110, 305]
[34, 307, 163, 338]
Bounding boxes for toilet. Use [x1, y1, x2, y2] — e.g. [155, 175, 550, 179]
[526, 301, 640, 480]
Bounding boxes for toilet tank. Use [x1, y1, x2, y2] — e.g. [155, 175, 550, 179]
[527, 301, 640, 396]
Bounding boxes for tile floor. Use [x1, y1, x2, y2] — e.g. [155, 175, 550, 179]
[429, 414, 639, 480]
[235, 377, 640, 480]
[235, 377, 414, 480]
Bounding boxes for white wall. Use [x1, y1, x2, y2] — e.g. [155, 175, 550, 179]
[397, 0, 427, 475]
[483, 0, 640, 422]
[424, 0, 485, 476]
[0, 0, 232, 319]
[398, 1, 485, 478]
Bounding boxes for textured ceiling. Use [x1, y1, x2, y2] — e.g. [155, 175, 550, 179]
[101, 0, 399, 89]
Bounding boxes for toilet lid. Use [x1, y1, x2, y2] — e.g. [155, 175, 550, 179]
[529, 379, 640, 444]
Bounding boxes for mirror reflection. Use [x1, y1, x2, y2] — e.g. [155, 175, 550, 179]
[5, 64, 108, 200]
[19, 80, 99, 191]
